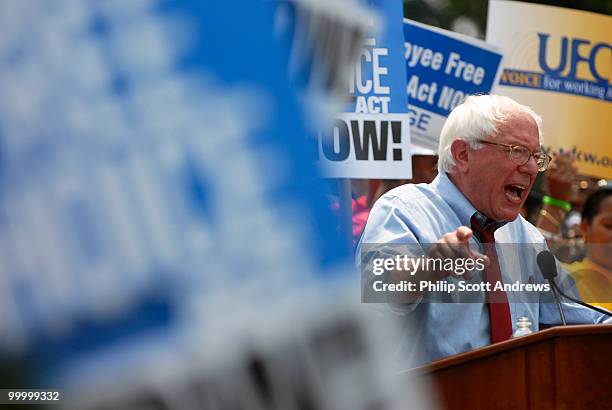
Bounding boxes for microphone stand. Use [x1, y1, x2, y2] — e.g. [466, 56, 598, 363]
[537, 250, 612, 321]
[549, 281, 566, 325]
[550, 280, 612, 318]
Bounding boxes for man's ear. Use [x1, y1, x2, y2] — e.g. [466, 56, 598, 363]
[450, 139, 469, 173]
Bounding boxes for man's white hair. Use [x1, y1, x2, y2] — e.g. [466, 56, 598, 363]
[437, 94, 543, 173]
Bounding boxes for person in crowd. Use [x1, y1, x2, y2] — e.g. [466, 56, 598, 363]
[534, 152, 581, 261]
[564, 187, 612, 311]
[358, 94, 610, 366]
[535, 152, 608, 262]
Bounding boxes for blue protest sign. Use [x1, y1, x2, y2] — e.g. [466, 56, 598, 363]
[317, 0, 412, 179]
[403, 19, 503, 150]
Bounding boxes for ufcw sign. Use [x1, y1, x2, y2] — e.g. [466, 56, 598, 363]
[500, 33, 611, 102]
[538, 34, 610, 84]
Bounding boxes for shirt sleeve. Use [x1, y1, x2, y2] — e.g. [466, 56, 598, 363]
[357, 195, 425, 315]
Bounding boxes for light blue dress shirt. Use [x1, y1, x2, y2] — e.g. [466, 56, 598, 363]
[357, 173, 610, 367]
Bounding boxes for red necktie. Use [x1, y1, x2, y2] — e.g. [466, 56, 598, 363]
[471, 216, 513, 343]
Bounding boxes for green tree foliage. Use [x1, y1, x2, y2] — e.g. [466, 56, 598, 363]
[404, 0, 612, 37]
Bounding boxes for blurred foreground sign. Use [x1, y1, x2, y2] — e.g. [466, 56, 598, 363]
[403, 19, 503, 151]
[0, 0, 346, 386]
[486, 0, 612, 178]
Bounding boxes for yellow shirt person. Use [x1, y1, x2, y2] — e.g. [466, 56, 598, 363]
[565, 187, 612, 312]
[565, 259, 612, 312]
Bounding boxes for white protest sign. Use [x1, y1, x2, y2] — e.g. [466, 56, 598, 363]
[316, 113, 410, 178]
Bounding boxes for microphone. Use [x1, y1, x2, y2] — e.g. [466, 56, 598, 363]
[537, 251, 612, 318]
[537, 250, 566, 325]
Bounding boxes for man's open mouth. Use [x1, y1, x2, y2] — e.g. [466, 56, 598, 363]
[504, 184, 526, 203]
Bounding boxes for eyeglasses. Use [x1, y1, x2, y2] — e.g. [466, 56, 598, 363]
[476, 140, 552, 172]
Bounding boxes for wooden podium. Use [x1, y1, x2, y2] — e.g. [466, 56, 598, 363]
[406, 325, 612, 409]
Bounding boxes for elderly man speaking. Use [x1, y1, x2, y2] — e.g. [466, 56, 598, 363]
[358, 94, 610, 366]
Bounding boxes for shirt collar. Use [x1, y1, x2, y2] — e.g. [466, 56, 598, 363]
[431, 173, 507, 231]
